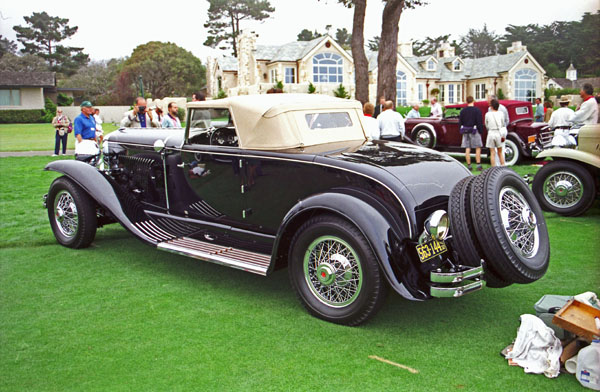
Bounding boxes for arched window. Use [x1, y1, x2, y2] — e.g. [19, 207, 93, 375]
[313, 53, 343, 83]
[514, 69, 537, 103]
[396, 71, 407, 106]
[426, 59, 436, 71]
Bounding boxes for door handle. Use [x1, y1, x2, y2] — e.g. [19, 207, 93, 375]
[177, 162, 186, 168]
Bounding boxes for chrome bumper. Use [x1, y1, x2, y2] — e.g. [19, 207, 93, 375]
[430, 265, 484, 298]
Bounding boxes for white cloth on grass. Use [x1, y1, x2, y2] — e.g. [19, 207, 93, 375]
[505, 314, 562, 378]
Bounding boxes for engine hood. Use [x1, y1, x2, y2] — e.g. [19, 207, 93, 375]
[322, 140, 470, 208]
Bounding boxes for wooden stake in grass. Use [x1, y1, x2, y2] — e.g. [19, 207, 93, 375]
[368, 355, 419, 374]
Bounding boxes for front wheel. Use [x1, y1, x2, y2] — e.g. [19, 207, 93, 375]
[47, 176, 97, 248]
[411, 127, 435, 148]
[503, 137, 521, 166]
[288, 215, 387, 326]
[532, 160, 596, 216]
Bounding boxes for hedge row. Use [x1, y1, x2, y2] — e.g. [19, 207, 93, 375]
[0, 110, 47, 124]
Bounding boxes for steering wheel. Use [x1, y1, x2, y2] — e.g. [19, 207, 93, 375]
[209, 127, 238, 147]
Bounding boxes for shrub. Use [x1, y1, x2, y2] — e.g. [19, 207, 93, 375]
[177, 107, 186, 122]
[421, 99, 430, 105]
[57, 93, 74, 107]
[42, 98, 57, 123]
[444, 108, 461, 117]
[395, 106, 411, 117]
[497, 88, 505, 100]
[308, 82, 316, 94]
[430, 88, 440, 97]
[274, 80, 284, 90]
[545, 87, 580, 98]
[419, 106, 431, 117]
[333, 84, 350, 99]
[0, 109, 45, 123]
[216, 89, 227, 99]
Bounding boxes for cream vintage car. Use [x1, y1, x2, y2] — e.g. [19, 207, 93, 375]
[44, 94, 550, 325]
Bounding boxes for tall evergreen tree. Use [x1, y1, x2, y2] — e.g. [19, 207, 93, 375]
[12, 11, 89, 75]
[203, 0, 275, 57]
[0, 35, 17, 58]
[297, 29, 323, 41]
[459, 24, 499, 58]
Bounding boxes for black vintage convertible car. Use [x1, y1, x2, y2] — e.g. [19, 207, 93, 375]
[44, 94, 550, 325]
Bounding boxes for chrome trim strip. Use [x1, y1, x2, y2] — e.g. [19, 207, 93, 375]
[430, 265, 484, 284]
[111, 140, 414, 237]
[430, 280, 483, 298]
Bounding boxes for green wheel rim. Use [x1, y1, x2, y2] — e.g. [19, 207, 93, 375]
[303, 235, 363, 308]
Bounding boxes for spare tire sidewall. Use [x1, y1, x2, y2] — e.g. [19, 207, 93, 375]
[472, 168, 550, 283]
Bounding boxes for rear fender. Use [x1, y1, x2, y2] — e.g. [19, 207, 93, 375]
[272, 190, 419, 300]
[45, 160, 156, 245]
[537, 149, 600, 169]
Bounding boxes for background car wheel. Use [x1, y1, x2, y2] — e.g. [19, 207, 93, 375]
[470, 167, 550, 283]
[449, 176, 511, 288]
[411, 127, 435, 148]
[503, 137, 521, 166]
[532, 160, 596, 216]
[48, 176, 97, 249]
[288, 215, 387, 326]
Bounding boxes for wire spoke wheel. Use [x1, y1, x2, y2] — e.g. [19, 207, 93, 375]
[54, 190, 79, 238]
[542, 171, 583, 208]
[304, 236, 363, 308]
[499, 186, 539, 258]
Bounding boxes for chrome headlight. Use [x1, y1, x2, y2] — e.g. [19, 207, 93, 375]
[424, 210, 449, 240]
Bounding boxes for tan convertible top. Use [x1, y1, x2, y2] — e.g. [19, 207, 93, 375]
[187, 94, 367, 150]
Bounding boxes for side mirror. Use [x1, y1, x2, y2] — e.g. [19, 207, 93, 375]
[153, 139, 165, 152]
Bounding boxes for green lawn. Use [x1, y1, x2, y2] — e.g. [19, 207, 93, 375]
[0, 123, 120, 152]
[1, 156, 598, 391]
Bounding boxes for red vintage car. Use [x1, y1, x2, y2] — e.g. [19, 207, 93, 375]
[405, 100, 547, 165]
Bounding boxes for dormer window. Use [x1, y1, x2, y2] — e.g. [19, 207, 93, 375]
[453, 59, 461, 71]
[427, 59, 436, 71]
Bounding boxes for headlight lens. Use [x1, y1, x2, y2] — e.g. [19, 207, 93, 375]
[424, 210, 449, 240]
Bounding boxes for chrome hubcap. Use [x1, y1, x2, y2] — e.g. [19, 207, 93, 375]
[304, 236, 362, 307]
[543, 171, 583, 208]
[499, 187, 539, 258]
[54, 190, 78, 238]
[416, 130, 430, 146]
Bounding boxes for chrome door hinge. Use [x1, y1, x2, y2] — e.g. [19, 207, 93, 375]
[242, 208, 252, 219]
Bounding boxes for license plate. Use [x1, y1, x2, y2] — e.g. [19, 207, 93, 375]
[416, 239, 448, 262]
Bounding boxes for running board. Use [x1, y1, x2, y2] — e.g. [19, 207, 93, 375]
[157, 237, 271, 276]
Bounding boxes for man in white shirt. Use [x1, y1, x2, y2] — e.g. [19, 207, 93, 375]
[571, 83, 599, 126]
[406, 104, 421, 119]
[430, 98, 442, 118]
[378, 101, 405, 142]
[547, 98, 574, 129]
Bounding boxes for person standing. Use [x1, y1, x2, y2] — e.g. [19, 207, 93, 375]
[51, 109, 70, 156]
[487, 94, 509, 125]
[377, 101, 405, 142]
[459, 96, 484, 171]
[162, 102, 182, 128]
[373, 97, 385, 118]
[73, 101, 97, 156]
[543, 101, 553, 123]
[571, 83, 599, 126]
[120, 97, 160, 128]
[93, 108, 104, 142]
[406, 104, 421, 119]
[430, 98, 443, 118]
[534, 98, 544, 122]
[547, 98, 574, 129]
[154, 107, 164, 126]
[485, 99, 506, 167]
[362, 102, 380, 140]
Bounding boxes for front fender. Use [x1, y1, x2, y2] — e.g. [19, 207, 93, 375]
[537, 148, 600, 169]
[44, 160, 156, 245]
[273, 190, 419, 301]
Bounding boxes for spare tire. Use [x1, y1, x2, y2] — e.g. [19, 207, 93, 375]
[449, 176, 511, 288]
[470, 167, 550, 284]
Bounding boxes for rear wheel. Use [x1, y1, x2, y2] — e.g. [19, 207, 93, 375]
[48, 176, 97, 248]
[411, 127, 435, 148]
[532, 160, 596, 216]
[288, 215, 387, 326]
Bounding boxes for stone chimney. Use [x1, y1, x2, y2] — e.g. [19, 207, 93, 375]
[507, 41, 527, 54]
[398, 41, 413, 57]
[236, 30, 258, 87]
[566, 63, 577, 81]
[436, 42, 455, 58]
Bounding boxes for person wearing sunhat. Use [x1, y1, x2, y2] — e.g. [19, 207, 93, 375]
[547, 98, 574, 130]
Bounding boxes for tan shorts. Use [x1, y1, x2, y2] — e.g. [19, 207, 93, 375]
[486, 131, 504, 148]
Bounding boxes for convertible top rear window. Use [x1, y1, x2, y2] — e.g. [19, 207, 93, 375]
[305, 112, 353, 130]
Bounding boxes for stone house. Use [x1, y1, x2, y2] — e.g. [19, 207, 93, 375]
[0, 71, 83, 110]
[207, 33, 547, 106]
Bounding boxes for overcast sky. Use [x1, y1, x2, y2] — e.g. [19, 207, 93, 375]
[0, 0, 597, 63]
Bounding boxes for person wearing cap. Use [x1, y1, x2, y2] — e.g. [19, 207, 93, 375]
[51, 108, 71, 156]
[120, 97, 160, 128]
[547, 98, 574, 130]
[74, 101, 96, 144]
